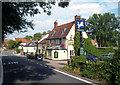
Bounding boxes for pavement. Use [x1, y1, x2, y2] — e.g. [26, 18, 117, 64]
[0, 52, 3, 85]
[14, 52, 68, 69]
[1, 51, 98, 84]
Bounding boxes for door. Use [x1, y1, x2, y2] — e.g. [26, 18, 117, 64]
[54, 51, 58, 58]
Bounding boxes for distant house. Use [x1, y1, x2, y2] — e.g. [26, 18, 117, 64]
[46, 15, 88, 60]
[38, 34, 49, 55]
[13, 38, 30, 49]
[23, 41, 37, 54]
[3, 39, 10, 49]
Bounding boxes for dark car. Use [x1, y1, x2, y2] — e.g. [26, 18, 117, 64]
[36, 54, 43, 61]
[86, 54, 98, 62]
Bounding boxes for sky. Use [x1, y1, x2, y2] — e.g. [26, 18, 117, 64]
[6, 0, 119, 39]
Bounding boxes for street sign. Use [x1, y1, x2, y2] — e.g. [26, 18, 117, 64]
[76, 20, 85, 31]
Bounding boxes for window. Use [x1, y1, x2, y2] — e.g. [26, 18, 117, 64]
[62, 28, 67, 34]
[39, 49, 40, 54]
[59, 39, 62, 44]
[48, 50, 51, 57]
[52, 31, 56, 35]
[34, 47, 36, 50]
[70, 35, 73, 40]
[70, 50, 74, 56]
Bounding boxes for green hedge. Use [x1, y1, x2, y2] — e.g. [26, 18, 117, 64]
[27, 54, 35, 59]
[68, 49, 120, 84]
[83, 38, 115, 57]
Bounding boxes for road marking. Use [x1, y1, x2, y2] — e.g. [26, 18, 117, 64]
[3, 63, 6, 65]
[52, 69, 95, 84]
[8, 62, 11, 64]
[44, 65, 47, 67]
[2, 55, 7, 56]
[49, 67, 52, 69]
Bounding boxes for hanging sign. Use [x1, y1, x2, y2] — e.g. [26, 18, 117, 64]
[76, 20, 85, 31]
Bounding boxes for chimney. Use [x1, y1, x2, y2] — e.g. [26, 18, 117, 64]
[75, 15, 80, 21]
[54, 20, 58, 28]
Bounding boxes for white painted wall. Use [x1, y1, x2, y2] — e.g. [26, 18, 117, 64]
[66, 24, 75, 58]
[52, 50, 67, 60]
[23, 47, 37, 53]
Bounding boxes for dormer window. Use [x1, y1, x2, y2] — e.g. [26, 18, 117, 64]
[62, 28, 67, 34]
[52, 31, 56, 35]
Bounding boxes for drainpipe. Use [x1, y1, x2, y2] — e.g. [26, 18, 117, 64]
[67, 39, 70, 65]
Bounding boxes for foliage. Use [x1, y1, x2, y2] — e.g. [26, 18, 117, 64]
[27, 54, 35, 59]
[6, 40, 21, 49]
[86, 13, 120, 47]
[71, 56, 87, 70]
[73, 32, 80, 56]
[83, 38, 115, 57]
[67, 49, 120, 84]
[25, 31, 50, 41]
[25, 35, 32, 41]
[33, 32, 42, 41]
[15, 48, 20, 53]
[3, 2, 69, 39]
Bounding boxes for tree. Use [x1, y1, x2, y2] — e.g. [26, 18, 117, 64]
[25, 35, 32, 41]
[47, 30, 51, 34]
[6, 40, 21, 49]
[2, 2, 69, 39]
[73, 32, 80, 56]
[33, 32, 42, 40]
[86, 13, 120, 47]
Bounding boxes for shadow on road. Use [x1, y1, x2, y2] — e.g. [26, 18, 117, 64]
[2, 56, 56, 84]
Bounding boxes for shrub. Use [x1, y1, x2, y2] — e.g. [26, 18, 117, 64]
[15, 48, 20, 53]
[83, 38, 115, 57]
[27, 54, 35, 59]
[71, 56, 87, 70]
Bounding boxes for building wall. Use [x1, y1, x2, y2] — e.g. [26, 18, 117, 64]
[38, 44, 46, 55]
[47, 50, 67, 60]
[23, 47, 37, 53]
[66, 24, 75, 59]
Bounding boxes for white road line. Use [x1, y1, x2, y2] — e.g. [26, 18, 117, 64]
[3, 63, 6, 65]
[49, 67, 52, 69]
[7, 62, 10, 65]
[44, 65, 47, 67]
[52, 69, 95, 84]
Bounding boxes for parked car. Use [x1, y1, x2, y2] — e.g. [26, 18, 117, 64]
[86, 54, 98, 62]
[100, 53, 114, 61]
[36, 54, 43, 61]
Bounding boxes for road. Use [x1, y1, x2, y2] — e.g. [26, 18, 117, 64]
[1, 51, 96, 84]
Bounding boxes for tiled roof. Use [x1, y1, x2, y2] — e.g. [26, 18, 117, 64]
[15, 38, 27, 43]
[39, 38, 47, 44]
[47, 21, 75, 39]
[24, 41, 37, 47]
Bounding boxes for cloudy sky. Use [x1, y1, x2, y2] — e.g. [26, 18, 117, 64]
[6, 0, 119, 39]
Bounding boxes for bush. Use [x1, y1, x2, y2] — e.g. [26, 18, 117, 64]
[67, 48, 119, 85]
[71, 56, 87, 70]
[15, 48, 20, 53]
[83, 38, 115, 57]
[27, 54, 35, 59]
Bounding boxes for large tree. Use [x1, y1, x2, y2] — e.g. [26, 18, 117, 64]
[86, 13, 120, 47]
[25, 35, 32, 41]
[2, 1, 69, 39]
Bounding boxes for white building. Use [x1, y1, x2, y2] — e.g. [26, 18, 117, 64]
[46, 15, 88, 60]
[23, 41, 37, 54]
